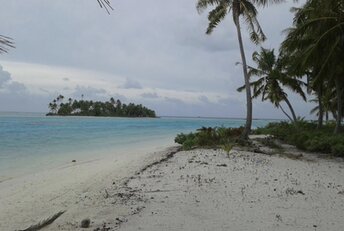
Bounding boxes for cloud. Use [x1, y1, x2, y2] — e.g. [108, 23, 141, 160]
[141, 92, 159, 99]
[0, 64, 28, 93]
[164, 97, 185, 105]
[0, 0, 315, 118]
[7, 81, 27, 92]
[0, 65, 11, 87]
[72, 85, 107, 99]
[198, 95, 210, 104]
[121, 78, 142, 89]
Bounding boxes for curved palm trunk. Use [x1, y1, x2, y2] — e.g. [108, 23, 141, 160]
[279, 104, 293, 122]
[283, 97, 297, 122]
[234, 14, 252, 139]
[334, 77, 343, 134]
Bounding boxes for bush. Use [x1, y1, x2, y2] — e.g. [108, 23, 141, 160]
[182, 138, 196, 150]
[331, 143, 344, 156]
[255, 121, 344, 156]
[175, 133, 192, 144]
[175, 126, 244, 150]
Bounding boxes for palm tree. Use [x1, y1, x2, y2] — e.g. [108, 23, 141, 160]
[237, 48, 306, 122]
[281, 0, 344, 133]
[310, 89, 336, 123]
[52, 99, 58, 114]
[197, 0, 285, 139]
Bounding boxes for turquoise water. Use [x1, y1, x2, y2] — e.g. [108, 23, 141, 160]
[0, 112, 273, 178]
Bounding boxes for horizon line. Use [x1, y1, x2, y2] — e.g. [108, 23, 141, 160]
[0, 111, 285, 121]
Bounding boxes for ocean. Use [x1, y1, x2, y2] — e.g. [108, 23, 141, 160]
[0, 112, 273, 179]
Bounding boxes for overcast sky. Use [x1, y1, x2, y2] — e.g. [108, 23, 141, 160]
[0, 0, 314, 118]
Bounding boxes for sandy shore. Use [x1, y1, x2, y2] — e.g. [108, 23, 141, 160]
[1, 138, 344, 230]
[116, 146, 344, 231]
[0, 143, 176, 231]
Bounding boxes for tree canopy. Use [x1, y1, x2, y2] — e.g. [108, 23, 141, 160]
[281, 0, 344, 133]
[47, 96, 156, 118]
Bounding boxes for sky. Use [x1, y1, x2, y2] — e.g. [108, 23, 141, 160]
[0, 0, 314, 118]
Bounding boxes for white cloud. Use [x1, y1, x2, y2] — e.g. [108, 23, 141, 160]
[0, 65, 11, 87]
[141, 92, 159, 99]
[121, 77, 142, 89]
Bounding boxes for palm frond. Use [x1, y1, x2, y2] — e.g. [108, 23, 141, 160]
[97, 0, 113, 14]
[196, 0, 223, 13]
[206, 2, 230, 34]
[0, 35, 15, 54]
[241, 0, 266, 44]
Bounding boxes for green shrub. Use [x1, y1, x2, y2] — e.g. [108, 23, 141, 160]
[255, 121, 344, 156]
[221, 143, 234, 155]
[331, 143, 344, 156]
[305, 136, 331, 153]
[175, 133, 192, 144]
[182, 138, 196, 150]
[175, 122, 344, 156]
[174, 126, 244, 150]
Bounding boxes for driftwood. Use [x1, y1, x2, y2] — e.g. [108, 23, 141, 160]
[19, 211, 65, 231]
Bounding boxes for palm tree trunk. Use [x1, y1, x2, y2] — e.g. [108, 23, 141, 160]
[283, 97, 297, 122]
[279, 104, 293, 122]
[317, 86, 324, 129]
[325, 111, 329, 122]
[234, 13, 252, 139]
[332, 109, 337, 120]
[334, 77, 343, 134]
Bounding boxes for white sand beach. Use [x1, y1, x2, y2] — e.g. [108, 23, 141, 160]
[119, 148, 344, 231]
[1, 139, 344, 231]
[0, 143, 175, 231]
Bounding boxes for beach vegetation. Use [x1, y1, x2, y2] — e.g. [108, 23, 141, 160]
[255, 121, 344, 156]
[175, 127, 244, 150]
[47, 96, 156, 118]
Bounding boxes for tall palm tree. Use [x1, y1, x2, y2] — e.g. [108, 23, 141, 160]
[237, 47, 306, 122]
[197, 0, 285, 139]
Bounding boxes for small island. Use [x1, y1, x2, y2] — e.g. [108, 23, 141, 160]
[47, 95, 156, 118]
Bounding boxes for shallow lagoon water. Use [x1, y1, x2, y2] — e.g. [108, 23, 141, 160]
[0, 112, 273, 178]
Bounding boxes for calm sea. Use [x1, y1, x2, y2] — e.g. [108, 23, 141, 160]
[0, 112, 273, 178]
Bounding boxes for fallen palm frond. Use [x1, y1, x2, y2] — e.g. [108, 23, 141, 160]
[19, 211, 65, 231]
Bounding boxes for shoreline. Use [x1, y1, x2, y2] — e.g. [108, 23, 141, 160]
[51, 140, 343, 230]
[0, 143, 178, 231]
[0, 136, 175, 181]
[2, 138, 344, 230]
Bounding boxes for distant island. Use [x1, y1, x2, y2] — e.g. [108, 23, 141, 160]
[47, 95, 156, 118]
